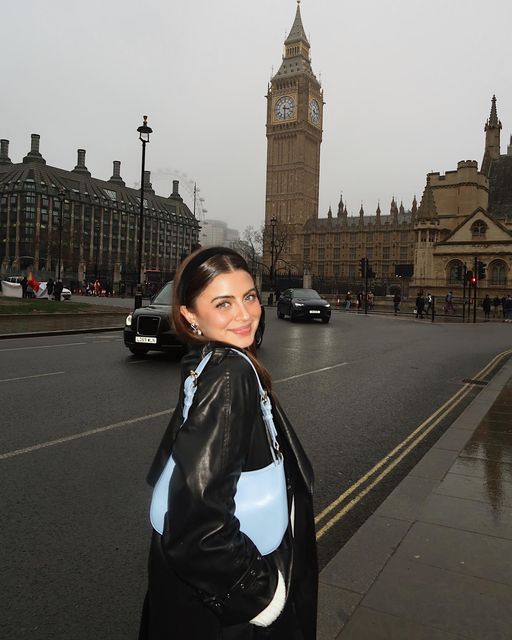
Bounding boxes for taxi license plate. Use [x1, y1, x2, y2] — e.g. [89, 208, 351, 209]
[136, 336, 157, 344]
[309, 310, 321, 314]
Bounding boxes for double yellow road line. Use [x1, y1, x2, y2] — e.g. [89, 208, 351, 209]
[315, 348, 512, 541]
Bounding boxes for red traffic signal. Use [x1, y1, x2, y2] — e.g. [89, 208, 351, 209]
[466, 270, 476, 285]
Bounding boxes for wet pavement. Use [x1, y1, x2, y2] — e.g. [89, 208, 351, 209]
[318, 360, 512, 640]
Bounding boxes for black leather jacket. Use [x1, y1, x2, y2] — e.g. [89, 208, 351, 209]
[140, 344, 317, 639]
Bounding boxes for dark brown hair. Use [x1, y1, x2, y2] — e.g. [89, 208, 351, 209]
[172, 246, 272, 390]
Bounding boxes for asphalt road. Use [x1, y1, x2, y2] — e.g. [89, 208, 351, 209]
[1, 311, 511, 639]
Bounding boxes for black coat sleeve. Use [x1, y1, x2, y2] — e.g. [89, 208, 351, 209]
[160, 353, 279, 624]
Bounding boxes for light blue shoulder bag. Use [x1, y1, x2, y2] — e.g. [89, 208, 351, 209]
[150, 349, 289, 556]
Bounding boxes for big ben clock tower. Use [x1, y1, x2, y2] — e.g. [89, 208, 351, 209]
[264, 0, 323, 273]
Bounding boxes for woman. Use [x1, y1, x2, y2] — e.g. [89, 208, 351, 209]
[139, 247, 318, 639]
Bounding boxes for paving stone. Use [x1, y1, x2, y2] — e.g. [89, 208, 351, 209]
[435, 472, 512, 509]
[395, 521, 512, 587]
[320, 515, 411, 594]
[362, 556, 512, 639]
[466, 429, 512, 448]
[450, 456, 512, 481]
[338, 606, 468, 640]
[317, 583, 362, 640]
[460, 441, 512, 465]
[409, 448, 458, 481]
[420, 493, 512, 541]
[374, 476, 438, 522]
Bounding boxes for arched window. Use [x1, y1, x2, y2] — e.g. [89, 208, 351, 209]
[490, 261, 507, 286]
[471, 221, 487, 237]
[447, 260, 464, 284]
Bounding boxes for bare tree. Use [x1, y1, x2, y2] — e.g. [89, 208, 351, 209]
[263, 220, 288, 277]
[234, 225, 264, 274]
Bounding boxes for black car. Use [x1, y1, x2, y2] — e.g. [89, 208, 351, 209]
[124, 281, 266, 356]
[276, 288, 331, 323]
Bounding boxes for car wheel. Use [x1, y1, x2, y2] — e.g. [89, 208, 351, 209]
[322, 317, 330, 324]
[128, 346, 149, 356]
[290, 313, 297, 322]
[255, 326, 263, 349]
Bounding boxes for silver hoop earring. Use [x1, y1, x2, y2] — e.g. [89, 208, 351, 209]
[190, 322, 202, 336]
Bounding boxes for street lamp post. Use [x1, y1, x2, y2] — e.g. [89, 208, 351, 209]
[135, 115, 153, 310]
[56, 188, 65, 281]
[270, 216, 277, 290]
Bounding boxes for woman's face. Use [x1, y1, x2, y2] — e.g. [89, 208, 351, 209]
[180, 269, 261, 349]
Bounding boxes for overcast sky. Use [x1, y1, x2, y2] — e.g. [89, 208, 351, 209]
[3, 0, 512, 232]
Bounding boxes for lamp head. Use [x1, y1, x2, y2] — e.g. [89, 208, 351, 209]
[137, 115, 153, 143]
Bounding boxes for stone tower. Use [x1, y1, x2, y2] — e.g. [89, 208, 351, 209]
[481, 95, 502, 176]
[264, 1, 323, 272]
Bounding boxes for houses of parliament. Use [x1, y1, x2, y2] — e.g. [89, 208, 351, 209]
[264, 3, 512, 296]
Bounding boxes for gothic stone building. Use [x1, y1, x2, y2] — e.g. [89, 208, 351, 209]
[263, 4, 415, 287]
[412, 96, 512, 297]
[264, 6, 512, 297]
[0, 134, 199, 286]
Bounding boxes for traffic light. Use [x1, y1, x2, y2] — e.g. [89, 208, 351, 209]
[359, 257, 368, 276]
[477, 261, 487, 280]
[466, 270, 476, 286]
[367, 267, 376, 279]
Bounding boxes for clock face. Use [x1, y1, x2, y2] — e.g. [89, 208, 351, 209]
[274, 96, 295, 120]
[309, 99, 320, 124]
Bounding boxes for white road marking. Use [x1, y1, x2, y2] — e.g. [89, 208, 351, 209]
[0, 409, 173, 460]
[0, 361, 350, 460]
[0, 342, 87, 352]
[274, 362, 349, 384]
[0, 371, 65, 383]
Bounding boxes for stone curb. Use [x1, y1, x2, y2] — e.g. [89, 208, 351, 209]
[317, 358, 512, 639]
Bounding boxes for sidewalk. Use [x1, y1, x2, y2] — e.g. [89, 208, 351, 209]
[318, 360, 512, 640]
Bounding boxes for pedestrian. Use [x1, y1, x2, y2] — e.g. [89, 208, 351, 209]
[94, 279, 102, 296]
[275, 288, 281, 303]
[139, 247, 318, 640]
[46, 277, 54, 299]
[367, 290, 374, 311]
[501, 296, 507, 319]
[53, 279, 63, 302]
[444, 290, 455, 314]
[492, 296, 501, 318]
[415, 292, 425, 319]
[20, 275, 28, 299]
[504, 295, 512, 322]
[356, 291, 363, 310]
[482, 294, 492, 321]
[393, 292, 401, 315]
[424, 293, 433, 316]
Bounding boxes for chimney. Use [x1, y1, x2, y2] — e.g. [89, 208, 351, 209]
[109, 160, 125, 185]
[73, 149, 91, 175]
[0, 139, 11, 165]
[169, 179, 183, 201]
[143, 170, 155, 195]
[23, 133, 46, 164]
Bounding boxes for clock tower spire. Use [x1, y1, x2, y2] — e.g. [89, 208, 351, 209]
[264, 1, 323, 272]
